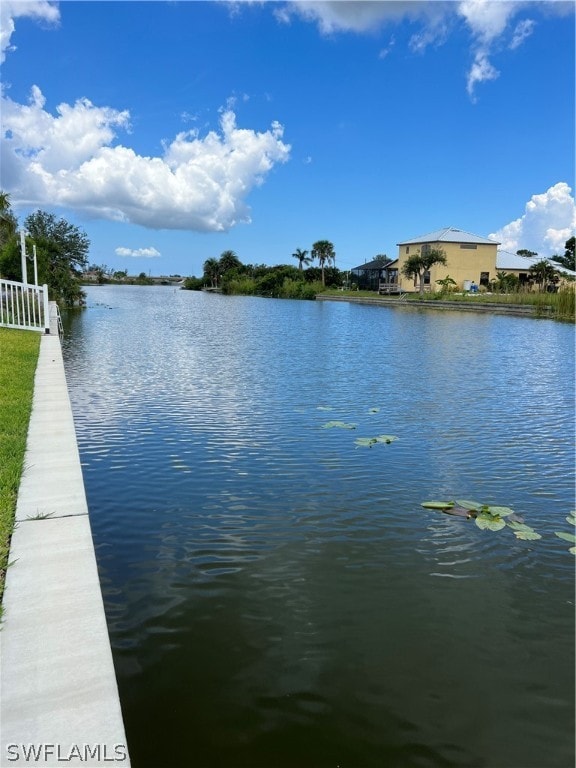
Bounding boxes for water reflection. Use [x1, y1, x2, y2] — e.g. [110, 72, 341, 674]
[62, 287, 575, 768]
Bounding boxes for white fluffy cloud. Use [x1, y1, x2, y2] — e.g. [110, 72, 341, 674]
[0, 0, 59, 63]
[273, 0, 567, 99]
[274, 1, 448, 36]
[116, 247, 161, 259]
[489, 183, 576, 257]
[1, 86, 291, 231]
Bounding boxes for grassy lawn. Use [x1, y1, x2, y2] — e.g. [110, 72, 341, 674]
[0, 328, 41, 608]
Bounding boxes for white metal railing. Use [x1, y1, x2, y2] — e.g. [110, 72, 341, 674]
[0, 278, 50, 333]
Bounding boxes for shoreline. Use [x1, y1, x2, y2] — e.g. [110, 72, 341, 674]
[316, 293, 554, 317]
[0, 328, 130, 767]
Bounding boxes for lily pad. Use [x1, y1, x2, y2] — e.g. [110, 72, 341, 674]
[485, 505, 515, 517]
[455, 499, 483, 512]
[322, 421, 356, 430]
[566, 512, 576, 526]
[354, 437, 378, 448]
[354, 435, 398, 448]
[506, 521, 535, 533]
[475, 513, 506, 532]
[570, 547, 576, 556]
[555, 531, 576, 543]
[374, 435, 398, 444]
[421, 501, 455, 510]
[513, 530, 542, 541]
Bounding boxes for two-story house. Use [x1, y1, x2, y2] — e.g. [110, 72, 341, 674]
[380, 227, 500, 293]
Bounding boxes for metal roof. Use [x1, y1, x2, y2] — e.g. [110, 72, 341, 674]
[351, 258, 392, 271]
[496, 250, 576, 276]
[397, 227, 500, 246]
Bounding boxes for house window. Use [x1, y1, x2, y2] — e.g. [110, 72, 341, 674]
[424, 270, 431, 285]
[460, 244, 478, 249]
[405, 246, 409, 254]
[480, 272, 489, 287]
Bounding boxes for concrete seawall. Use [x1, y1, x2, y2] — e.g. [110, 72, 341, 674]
[0, 332, 131, 767]
[315, 294, 543, 316]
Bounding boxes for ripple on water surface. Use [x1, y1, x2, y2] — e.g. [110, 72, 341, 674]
[63, 288, 575, 768]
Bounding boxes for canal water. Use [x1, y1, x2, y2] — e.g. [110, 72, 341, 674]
[62, 286, 575, 768]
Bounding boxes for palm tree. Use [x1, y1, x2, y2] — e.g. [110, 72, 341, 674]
[401, 248, 447, 296]
[311, 240, 335, 286]
[203, 257, 220, 288]
[292, 247, 310, 271]
[529, 259, 558, 292]
[218, 250, 242, 275]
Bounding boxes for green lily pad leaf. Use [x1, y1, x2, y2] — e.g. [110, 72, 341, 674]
[455, 499, 483, 512]
[506, 521, 535, 533]
[475, 514, 506, 531]
[354, 437, 378, 448]
[569, 547, 576, 555]
[421, 501, 455, 510]
[374, 435, 398, 444]
[555, 531, 576, 543]
[354, 435, 397, 448]
[368, 407, 381, 413]
[322, 421, 356, 430]
[513, 530, 542, 541]
[485, 506, 515, 517]
[566, 512, 576, 526]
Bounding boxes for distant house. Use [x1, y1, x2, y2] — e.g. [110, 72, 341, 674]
[380, 227, 500, 293]
[496, 251, 576, 287]
[351, 258, 392, 291]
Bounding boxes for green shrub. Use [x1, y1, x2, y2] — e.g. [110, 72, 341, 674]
[182, 276, 204, 291]
[223, 277, 257, 295]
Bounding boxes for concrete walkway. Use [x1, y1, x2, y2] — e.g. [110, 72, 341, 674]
[1, 332, 131, 767]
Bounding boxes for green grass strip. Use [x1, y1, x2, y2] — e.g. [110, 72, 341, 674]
[0, 328, 41, 607]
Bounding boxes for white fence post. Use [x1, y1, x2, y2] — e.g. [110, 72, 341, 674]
[20, 230, 28, 286]
[43, 284, 50, 333]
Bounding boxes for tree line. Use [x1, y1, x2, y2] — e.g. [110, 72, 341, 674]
[184, 241, 342, 299]
[0, 192, 89, 306]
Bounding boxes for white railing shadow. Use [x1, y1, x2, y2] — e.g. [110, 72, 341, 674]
[0, 278, 50, 333]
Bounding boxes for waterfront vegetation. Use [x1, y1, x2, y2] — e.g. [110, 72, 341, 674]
[183, 259, 339, 300]
[0, 328, 40, 609]
[322, 286, 576, 321]
[180, 246, 575, 321]
[0, 193, 89, 307]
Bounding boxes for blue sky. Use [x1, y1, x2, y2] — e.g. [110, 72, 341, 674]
[1, 1, 574, 276]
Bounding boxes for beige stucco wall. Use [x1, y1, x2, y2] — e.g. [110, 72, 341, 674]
[396, 241, 498, 292]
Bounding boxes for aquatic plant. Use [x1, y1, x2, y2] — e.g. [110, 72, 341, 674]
[555, 512, 576, 554]
[355, 435, 398, 448]
[316, 405, 397, 449]
[420, 499, 541, 540]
